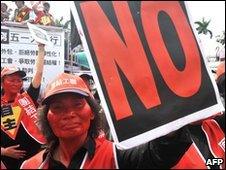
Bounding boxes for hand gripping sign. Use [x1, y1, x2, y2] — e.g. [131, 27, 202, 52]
[70, 1, 224, 149]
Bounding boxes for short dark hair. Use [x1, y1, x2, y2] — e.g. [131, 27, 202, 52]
[38, 95, 108, 149]
[14, 1, 25, 4]
[43, 2, 50, 8]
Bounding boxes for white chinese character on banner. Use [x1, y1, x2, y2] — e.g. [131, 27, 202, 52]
[18, 97, 30, 107]
[24, 105, 37, 116]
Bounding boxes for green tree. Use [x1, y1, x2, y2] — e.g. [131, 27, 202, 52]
[54, 16, 71, 29]
[195, 17, 213, 39]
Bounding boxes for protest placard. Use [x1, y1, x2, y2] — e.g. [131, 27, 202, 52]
[27, 22, 53, 46]
[71, 1, 224, 149]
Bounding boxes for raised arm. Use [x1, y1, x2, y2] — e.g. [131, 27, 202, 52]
[32, 44, 45, 88]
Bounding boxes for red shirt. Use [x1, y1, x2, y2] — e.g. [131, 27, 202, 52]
[34, 11, 54, 26]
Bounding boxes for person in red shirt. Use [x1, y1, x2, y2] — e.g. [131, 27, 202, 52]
[21, 73, 192, 169]
[33, 2, 55, 26]
[1, 44, 46, 169]
[13, 1, 35, 23]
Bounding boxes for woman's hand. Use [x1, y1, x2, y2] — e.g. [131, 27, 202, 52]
[1, 145, 26, 159]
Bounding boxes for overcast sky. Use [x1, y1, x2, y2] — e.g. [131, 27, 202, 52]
[4, 1, 225, 56]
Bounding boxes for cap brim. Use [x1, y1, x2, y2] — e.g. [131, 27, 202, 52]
[16, 71, 26, 78]
[42, 89, 89, 105]
[2, 70, 26, 78]
[78, 73, 92, 78]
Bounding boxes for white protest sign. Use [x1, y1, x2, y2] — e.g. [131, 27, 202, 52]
[27, 22, 53, 46]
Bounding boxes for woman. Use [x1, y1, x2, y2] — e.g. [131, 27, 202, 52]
[21, 73, 192, 169]
[1, 44, 46, 169]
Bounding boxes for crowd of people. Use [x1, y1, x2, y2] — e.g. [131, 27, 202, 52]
[1, 1, 225, 169]
[1, 44, 225, 169]
[1, 1, 55, 26]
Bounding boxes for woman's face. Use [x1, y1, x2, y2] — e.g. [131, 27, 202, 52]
[2, 73, 23, 95]
[47, 93, 94, 139]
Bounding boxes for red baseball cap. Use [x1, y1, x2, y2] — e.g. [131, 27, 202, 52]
[42, 73, 92, 104]
[1, 66, 26, 78]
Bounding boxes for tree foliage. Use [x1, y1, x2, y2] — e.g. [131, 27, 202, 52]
[54, 16, 70, 29]
[195, 17, 213, 39]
